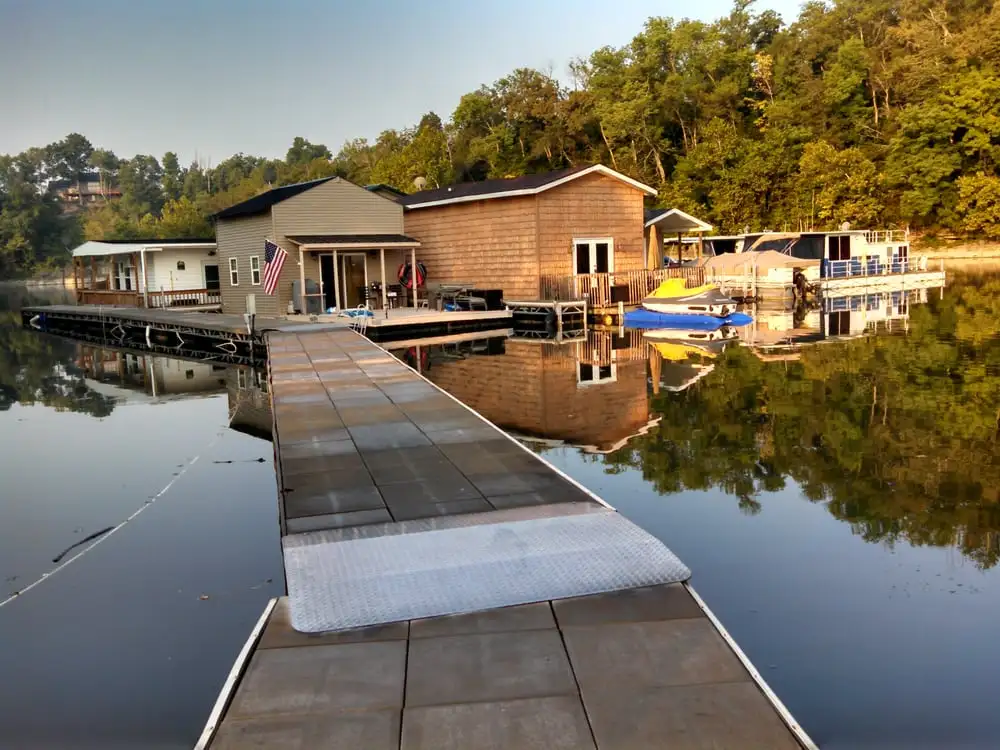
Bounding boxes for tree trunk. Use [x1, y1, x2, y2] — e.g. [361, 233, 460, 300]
[870, 81, 880, 128]
[599, 121, 618, 170]
[651, 146, 667, 184]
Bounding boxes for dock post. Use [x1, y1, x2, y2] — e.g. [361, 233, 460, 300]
[298, 245, 306, 314]
[140, 249, 149, 307]
[379, 248, 388, 309]
[332, 250, 341, 311]
[411, 247, 418, 308]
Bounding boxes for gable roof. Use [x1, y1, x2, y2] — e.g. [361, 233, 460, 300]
[400, 164, 657, 210]
[213, 177, 335, 220]
[644, 208, 713, 233]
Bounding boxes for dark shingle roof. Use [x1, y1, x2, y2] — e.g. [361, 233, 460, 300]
[400, 166, 593, 208]
[644, 208, 666, 224]
[287, 234, 420, 246]
[365, 183, 407, 198]
[213, 177, 335, 220]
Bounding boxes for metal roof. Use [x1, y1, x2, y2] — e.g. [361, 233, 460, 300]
[71, 240, 216, 257]
[644, 208, 714, 232]
[400, 164, 657, 210]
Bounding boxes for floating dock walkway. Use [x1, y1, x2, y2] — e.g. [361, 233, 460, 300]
[20, 304, 514, 361]
[196, 328, 816, 750]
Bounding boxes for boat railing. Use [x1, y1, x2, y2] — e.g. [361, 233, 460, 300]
[862, 229, 909, 245]
[825, 256, 929, 279]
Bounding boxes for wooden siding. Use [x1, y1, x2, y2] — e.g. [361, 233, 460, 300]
[272, 179, 405, 311]
[403, 171, 647, 301]
[216, 213, 275, 315]
[536, 171, 646, 277]
[403, 196, 540, 300]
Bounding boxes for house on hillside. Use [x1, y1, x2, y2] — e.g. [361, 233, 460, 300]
[72, 238, 220, 309]
[399, 164, 658, 307]
[50, 173, 121, 204]
[213, 177, 418, 316]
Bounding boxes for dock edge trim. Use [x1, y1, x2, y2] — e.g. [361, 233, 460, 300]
[684, 583, 819, 750]
[193, 597, 278, 750]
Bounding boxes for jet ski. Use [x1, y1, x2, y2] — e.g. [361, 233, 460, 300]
[641, 278, 737, 317]
[642, 326, 741, 345]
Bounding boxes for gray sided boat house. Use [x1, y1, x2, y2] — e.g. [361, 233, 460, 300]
[213, 177, 420, 317]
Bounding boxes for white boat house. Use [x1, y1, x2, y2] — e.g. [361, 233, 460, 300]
[71, 238, 221, 310]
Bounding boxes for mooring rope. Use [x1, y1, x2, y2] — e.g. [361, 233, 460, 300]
[0, 373, 263, 610]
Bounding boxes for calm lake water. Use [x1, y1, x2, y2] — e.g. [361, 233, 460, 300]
[0, 286, 282, 750]
[2, 273, 999, 749]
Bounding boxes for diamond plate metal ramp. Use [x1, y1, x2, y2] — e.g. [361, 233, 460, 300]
[283, 509, 691, 633]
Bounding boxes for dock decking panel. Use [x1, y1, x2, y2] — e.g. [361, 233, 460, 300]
[210, 586, 803, 749]
[268, 329, 599, 534]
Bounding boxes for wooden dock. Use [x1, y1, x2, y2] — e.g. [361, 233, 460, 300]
[196, 328, 815, 750]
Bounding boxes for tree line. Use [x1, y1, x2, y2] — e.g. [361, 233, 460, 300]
[3, 0, 1000, 278]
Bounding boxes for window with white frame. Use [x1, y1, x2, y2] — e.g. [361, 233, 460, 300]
[250, 256, 261, 285]
[229, 257, 239, 286]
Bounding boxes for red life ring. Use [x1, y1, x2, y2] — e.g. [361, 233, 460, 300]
[397, 261, 427, 290]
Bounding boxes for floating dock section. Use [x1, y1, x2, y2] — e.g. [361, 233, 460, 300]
[196, 328, 816, 749]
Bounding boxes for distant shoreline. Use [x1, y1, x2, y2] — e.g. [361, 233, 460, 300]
[914, 242, 1000, 260]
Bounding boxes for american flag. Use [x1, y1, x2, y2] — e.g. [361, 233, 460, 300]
[262, 239, 287, 295]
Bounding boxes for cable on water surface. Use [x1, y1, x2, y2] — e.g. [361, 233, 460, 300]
[0, 372, 264, 610]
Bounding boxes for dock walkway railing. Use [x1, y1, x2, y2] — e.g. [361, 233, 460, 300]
[540, 267, 705, 308]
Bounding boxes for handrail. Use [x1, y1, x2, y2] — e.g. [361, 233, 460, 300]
[540, 267, 705, 307]
[147, 288, 222, 308]
[77, 288, 221, 308]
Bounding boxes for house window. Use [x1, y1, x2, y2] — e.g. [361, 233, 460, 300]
[828, 235, 851, 261]
[229, 257, 239, 286]
[250, 256, 261, 285]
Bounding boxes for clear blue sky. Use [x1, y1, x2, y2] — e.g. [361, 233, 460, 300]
[1, 0, 803, 164]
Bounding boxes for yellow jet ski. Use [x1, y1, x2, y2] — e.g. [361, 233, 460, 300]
[641, 278, 737, 317]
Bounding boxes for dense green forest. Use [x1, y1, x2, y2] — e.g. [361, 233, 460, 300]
[600, 274, 1000, 568]
[3, 0, 1000, 278]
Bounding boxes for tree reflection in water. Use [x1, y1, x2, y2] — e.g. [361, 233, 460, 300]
[601, 274, 1000, 568]
[0, 289, 117, 417]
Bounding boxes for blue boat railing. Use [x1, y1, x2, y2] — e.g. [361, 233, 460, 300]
[824, 257, 921, 279]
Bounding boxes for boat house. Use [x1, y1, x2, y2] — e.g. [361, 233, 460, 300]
[71, 238, 220, 309]
[400, 164, 662, 308]
[214, 177, 419, 317]
[644, 208, 714, 265]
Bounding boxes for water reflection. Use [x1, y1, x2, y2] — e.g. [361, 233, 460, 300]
[389, 330, 656, 454]
[0, 287, 281, 748]
[403, 276, 1000, 570]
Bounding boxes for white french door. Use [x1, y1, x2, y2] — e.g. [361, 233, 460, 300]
[573, 238, 614, 302]
[573, 238, 614, 275]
